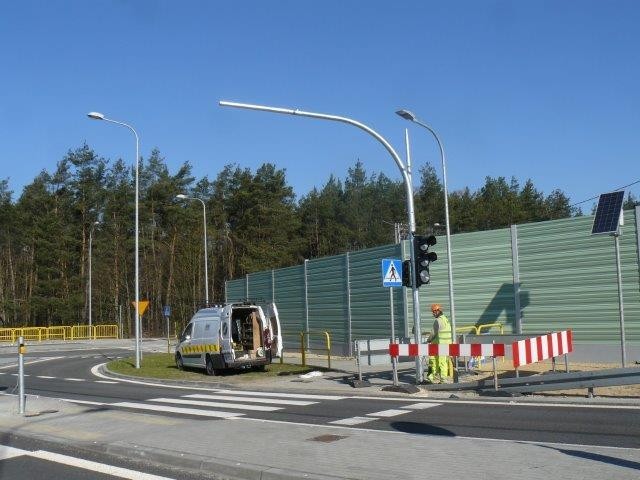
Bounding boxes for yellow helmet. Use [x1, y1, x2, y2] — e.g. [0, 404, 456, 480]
[431, 303, 442, 313]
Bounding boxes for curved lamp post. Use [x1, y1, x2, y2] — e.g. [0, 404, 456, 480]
[87, 112, 141, 369]
[176, 194, 209, 305]
[396, 109, 456, 339]
[219, 100, 425, 384]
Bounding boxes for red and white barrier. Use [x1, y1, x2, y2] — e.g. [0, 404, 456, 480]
[389, 343, 506, 358]
[512, 330, 573, 368]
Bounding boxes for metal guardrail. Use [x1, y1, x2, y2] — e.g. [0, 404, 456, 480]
[0, 324, 119, 342]
[300, 331, 331, 369]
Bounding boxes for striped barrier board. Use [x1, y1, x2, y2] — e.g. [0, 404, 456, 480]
[389, 343, 506, 358]
[512, 330, 573, 368]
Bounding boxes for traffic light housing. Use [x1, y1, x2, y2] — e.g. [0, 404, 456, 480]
[413, 234, 437, 288]
[402, 260, 411, 287]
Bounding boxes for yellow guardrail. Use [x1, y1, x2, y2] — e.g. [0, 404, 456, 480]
[476, 323, 504, 335]
[300, 331, 332, 369]
[456, 325, 478, 335]
[0, 324, 119, 342]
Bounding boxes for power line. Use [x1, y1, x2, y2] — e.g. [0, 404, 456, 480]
[570, 178, 640, 207]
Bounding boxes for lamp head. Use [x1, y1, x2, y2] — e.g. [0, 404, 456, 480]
[87, 112, 105, 120]
[176, 194, 188, 199]
[396, 109, 416, 121]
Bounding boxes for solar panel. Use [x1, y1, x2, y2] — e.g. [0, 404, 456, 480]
[591, 191, 624, 235]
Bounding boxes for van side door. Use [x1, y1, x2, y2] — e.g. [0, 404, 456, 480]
[220, 306, 234, 364]
[262, 303, 283, 358]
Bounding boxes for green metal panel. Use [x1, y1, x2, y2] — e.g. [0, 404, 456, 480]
[226, 278, 245, 303]
[247, 270, 273, 303]
[517, 210, 640, 344]
[273, 265, 306, 350]
[306, 255, 349, 352]
[405, 228, 515, 336]
[349, 244, 404, 342]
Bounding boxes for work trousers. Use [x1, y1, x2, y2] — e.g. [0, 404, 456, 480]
[426, 354, 449, 383]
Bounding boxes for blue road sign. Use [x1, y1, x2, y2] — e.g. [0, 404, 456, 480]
[163, 305, 171, 317]
[381, 259, 402, 287]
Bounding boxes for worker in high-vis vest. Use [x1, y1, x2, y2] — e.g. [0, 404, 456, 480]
[425, 303, 452, 384]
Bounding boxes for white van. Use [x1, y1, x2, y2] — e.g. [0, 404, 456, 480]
[175, 302, 282, 375]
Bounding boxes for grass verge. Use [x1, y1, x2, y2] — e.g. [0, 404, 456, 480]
[107, 353, 330, 381]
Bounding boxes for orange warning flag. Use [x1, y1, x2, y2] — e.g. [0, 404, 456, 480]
[131, 300, 150, 316]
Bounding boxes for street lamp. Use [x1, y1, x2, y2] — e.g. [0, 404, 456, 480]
[396, 109, 456, 339]
[88, 220, 100, 329]
[176, 194, 209, 305]
[87, 111, 142, 369]
[219, 100, 425, 384]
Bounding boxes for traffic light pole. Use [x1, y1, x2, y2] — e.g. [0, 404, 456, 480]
[219, 100, 425, 384]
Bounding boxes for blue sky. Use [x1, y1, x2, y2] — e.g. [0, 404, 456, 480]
[1, 1, 639, 210]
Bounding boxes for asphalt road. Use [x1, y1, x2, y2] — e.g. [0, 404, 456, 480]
[1, 346, 639, 450]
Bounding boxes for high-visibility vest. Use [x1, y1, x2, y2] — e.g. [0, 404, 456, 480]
[432, 314, 452, 345]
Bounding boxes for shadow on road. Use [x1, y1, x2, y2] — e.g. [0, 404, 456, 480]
[536, 445, 640, 471]
[390, 421, 455, 436]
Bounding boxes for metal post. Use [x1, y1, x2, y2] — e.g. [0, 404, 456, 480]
[564, 353, 569, 373]
[345, 253, 353, 356]
[304, 259, 310, 349]
[118, 304, 123, 339]
[390, 288, 399, 386]
[18, 336, 25, 415]
[201, 199, 209, 306]
[510, 225, 522, 334]
[166, 315, 170, 354]
[245, 274, 249, 299]
[88, 226, 93, 329]
[614, 233, 627, 367]
[405, 130, 423, 383]
[271, 269, 275, 303]
[492, 356, 498, 391]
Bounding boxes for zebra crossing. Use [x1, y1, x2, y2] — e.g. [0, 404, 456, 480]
[65, 389, 346, 420]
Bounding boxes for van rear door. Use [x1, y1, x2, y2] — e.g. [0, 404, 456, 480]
[263, 303, 282, 358]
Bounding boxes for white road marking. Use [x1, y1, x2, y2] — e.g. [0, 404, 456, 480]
[330, 416, 375, 426]
[112, 401, 244, 418]
[0, 356, 64, 370]
[212, 389, 344, 401]
[401, 402, 442, 410]
[185, 393, 316, 406]
[366, 409, 408, 417]
[64, 378, 84, 382]
[59, 398, 107, 406]
[31, 449, 175, 480]
[36, 375, 56, 379]
[0, 445, 29, 460]
[149, 397, 282, 412]
[95, 380, 118, 384]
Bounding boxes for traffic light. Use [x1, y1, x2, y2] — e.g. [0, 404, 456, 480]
[402, 260, 411, 287]
[413, 234, 437, 288]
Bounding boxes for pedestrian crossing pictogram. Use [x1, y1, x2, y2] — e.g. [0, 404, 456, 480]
[381, 259, 402, 287]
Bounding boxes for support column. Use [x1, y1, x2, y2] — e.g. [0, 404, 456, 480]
[510, 225, 522, 334]
[345, 253, 353, 356]
[304, 259, 310, 340]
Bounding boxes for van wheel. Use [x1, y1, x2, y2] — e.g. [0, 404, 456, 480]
[175, 353, 184, 370]
[205, 355, 217, 376]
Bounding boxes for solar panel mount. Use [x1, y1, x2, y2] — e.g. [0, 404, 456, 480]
[591, 191, 624, 235]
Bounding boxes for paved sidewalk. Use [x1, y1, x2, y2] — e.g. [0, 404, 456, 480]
[1, 394, 639, 480]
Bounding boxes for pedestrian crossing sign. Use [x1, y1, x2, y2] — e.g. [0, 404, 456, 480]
[381, 259, 402, 287]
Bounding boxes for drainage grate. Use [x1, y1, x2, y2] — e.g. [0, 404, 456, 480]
[307, 434, 348, 443]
